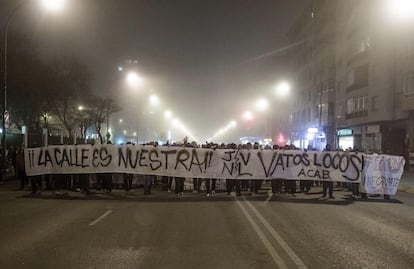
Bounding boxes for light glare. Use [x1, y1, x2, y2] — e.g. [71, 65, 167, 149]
[41, 0, 65, 12]
[275, 81, 291, 97]
[149, 94, 159, 106]
[164, 110, 172, 119]
[255, 98, 269, 111]
[243, 111, 253, 121]
[386, 0, 414, 22]
[126, 72, 143, 88]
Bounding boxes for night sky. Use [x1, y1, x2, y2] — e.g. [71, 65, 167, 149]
[1, 0, 309, 141]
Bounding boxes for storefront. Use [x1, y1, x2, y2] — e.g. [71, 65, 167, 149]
[289, 127, 326, 150]
[337, 128, 353, 150]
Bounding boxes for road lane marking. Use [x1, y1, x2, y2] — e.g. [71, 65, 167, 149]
[236, 200, 288, 269]
[88, 210, 112, 226]
[245, 200, 308, 269]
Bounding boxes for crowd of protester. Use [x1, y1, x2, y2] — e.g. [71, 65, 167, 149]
[8, 139, 391, 200]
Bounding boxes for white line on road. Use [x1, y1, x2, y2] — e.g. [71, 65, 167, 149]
[244, 200, 308, 269]
[236, 200, 288, 269]
[88, 210, 112, 226]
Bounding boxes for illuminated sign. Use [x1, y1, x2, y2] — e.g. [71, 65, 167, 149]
[337, 129, 353, 136]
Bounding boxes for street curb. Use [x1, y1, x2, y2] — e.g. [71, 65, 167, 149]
[398, 184, 414, 195]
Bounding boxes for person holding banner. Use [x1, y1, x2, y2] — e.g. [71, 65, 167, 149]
[205, 178, 217, 197]
[123, 173, 134, 192]
[250, 142, 263, 196]
[144, 174, 154, 195]
[193, 178, 201, 193]
[162, 176, 173, 192]
[30, 175, 42, 194]
[283, 145, 297, 197]
[174, 177, 185, 196]
[322, 144, 334, 199]
[16, 147, 27, 190]
[79, 173, 90, 196]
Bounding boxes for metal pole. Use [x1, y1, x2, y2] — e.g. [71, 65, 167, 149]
[106, 109, 110, 143]
[136, 114, 139, 144]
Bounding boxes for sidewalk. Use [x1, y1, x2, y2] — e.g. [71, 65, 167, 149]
[399, 170, 414, 195]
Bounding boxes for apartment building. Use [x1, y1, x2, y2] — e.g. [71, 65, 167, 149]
[288, 0, 414, 156]
[288, 0, 337, 150]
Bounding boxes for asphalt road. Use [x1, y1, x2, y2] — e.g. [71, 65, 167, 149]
[0, 183, 413, 269]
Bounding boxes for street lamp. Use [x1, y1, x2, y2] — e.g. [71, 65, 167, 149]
[229, 120, 237, 128]
[254, 98, 269, 111]
[124, 71, 146, 142]
[41, 0, 66, 12]
[164, 110, 172, 119]
[149, 94, 160, 106]
[275, 81, 291, 97]
[243, 110, 254, 121]
[2, 0, 66, 170]
[42, 113, 50, 146]
[126, 71, 144, 88]
[77, 105, 88, 144]
[254, 98, 271, 139]
[385, 0, 414, 22]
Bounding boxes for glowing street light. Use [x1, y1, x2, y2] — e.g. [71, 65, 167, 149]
[275, 81, 291, 97]
[255, 98, 269, 111]
[243, 110, 254, 121]
[205, 120, 238, 142]
[385, 0, 414, 22]
[164, 110, 172, 119]
[41, 0, 66, 13]
[172, 118, 180, 127]
[171, 118, 197, 142]
[149, 94, 160, 106]
[126, 71, 144, 88]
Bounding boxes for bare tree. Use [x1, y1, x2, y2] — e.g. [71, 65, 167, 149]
[89, 96, 121, 144]
[47, 58, 90, 139]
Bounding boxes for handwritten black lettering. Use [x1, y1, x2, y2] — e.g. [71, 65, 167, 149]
[149, 149, 162, 170]
[175, 149, 190, 170]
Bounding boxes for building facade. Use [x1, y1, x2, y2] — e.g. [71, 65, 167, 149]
[288, 0, 337, 151]
[288, 0, 414, 157]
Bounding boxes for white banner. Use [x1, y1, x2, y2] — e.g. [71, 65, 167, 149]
[25, 145, 366, 182]
[360, 154, 406, 195]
